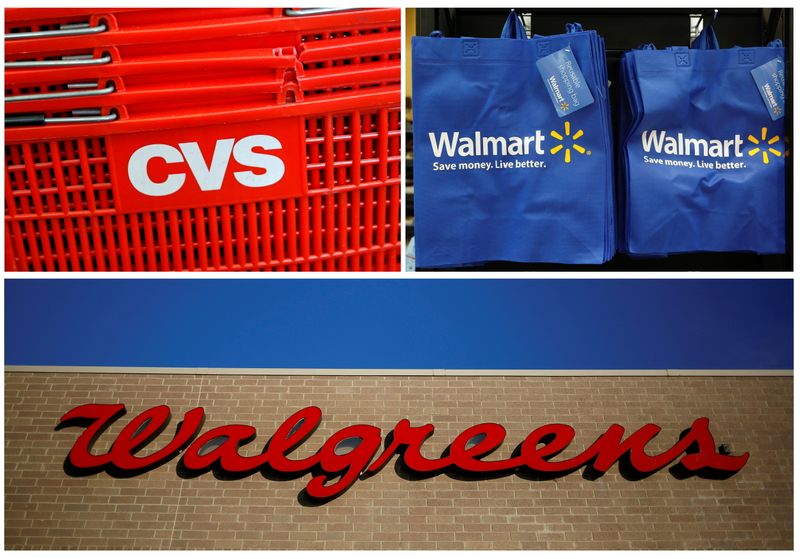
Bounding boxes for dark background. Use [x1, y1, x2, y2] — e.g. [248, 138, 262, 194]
[408, 8, 792, 271]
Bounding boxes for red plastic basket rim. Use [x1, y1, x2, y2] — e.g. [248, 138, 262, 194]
[5, 78, 291, 114]
[297, 31, 401, 62]
[5, 86, 401, 143]
[5, 48, 299, 88]
[6, 60, 401, 114]
[4, 7, 278, 24]
[5, 9, 401, 56]
[5, 30, 401, 66]
[6, 34, 401, 70]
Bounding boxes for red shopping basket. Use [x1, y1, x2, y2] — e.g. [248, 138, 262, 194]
[5, 89, 401, 271]
[4, 9, 400, 56]
[4, 9, 401, 272]
[4, 8, 282, 27]
[6, 77, 297, 115]
[5, 48, 399, 110]
[5, 48, 306, 118]
[5, 48, 302, 88]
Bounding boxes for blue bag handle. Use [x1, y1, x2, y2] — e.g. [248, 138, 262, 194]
[531, 22, 584, 39]
[691, 13, 720, 49]
[689, 14, 783, 49]
[500, 10, 527, 39]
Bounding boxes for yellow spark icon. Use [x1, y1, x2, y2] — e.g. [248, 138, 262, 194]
[549, 121, 587, 163]
[747, 127, 782, 164]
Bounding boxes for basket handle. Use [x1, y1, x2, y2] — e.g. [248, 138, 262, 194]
[6, 82, 116, 103]
[283, 8, 357, 16]
[5, 48, 298, 88]
[5, 110, 118, 127]
[5, 21, 108, 41]
[5, 9, 399, 56]
[5, 52, 112, 69]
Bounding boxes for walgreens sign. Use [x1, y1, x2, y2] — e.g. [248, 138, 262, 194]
[58, 404, 748, 502]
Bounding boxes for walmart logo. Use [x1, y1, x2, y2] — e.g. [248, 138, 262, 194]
[550, 121, 590, 164]
[747, 127, 782, 164]
[428, 122, 591, 165]
[641, 126, 786, 166]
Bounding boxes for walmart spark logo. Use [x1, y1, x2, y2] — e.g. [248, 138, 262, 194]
[550, 121, 589, 163]
[747, 127, 782, 164]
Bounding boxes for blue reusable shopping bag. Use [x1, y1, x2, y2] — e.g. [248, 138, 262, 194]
[412, 13, 615, 268]
[620, 24, 786, 255]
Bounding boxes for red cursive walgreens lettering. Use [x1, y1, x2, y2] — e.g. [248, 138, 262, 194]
[56, 404, 749, 502]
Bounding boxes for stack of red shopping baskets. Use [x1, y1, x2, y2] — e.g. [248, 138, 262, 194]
[5, 8, 402, 271]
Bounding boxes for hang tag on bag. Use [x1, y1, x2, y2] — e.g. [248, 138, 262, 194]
[751, 57, 785, 120]
[536, 46, 594, 117]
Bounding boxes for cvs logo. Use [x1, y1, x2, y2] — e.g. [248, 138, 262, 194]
[128, 135, 286, 197]
[109, 117, 306, 213]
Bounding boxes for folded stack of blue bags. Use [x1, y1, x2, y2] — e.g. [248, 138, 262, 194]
[412, 11, 787, 267]
[412, 12, 616, 267]
[617, 22, 786, 256]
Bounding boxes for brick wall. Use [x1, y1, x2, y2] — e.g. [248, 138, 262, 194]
[4, 372, 792, 550]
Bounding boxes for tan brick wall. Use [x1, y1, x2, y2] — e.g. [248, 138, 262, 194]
[4, 372, 792, 550]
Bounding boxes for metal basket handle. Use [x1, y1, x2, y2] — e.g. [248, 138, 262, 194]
[6, 81, 116, 103]
[5, 109, 118, 127]
[5, 22, 108, 40]
[5, 52, 113, 69]
[283, 8, 357, 16]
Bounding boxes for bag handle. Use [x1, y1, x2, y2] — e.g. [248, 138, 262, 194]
[500, 10, 527, 39]
[565, 22, 584, 34]
[690, 12, 720, 49]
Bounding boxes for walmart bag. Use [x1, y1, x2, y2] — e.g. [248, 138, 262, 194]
[619, 24, 786, 255]
[412, 13, 615, 267]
